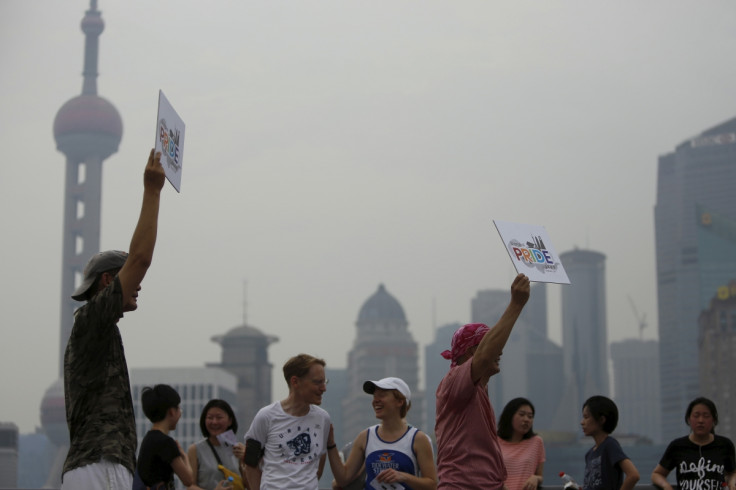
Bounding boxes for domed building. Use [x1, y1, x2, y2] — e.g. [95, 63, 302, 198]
[341, 284, 421, 440]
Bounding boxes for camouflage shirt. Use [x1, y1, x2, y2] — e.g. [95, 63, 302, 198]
[62, 277, 137, 477]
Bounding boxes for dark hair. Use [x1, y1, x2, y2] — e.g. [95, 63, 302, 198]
[141, 384, 181, 423]
[583, 396, 618, 434]
[685, 397, 718, 432]
[283, 353, 326, 388]
[199, 399, 238, 437]
[498, 397, 536, 441]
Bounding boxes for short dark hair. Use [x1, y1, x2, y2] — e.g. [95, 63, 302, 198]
[199, 399, 238, 437]
[283, 354, 326, 388]
[498, 397, 536, 441]
[141, 384, 181, 423]
[685, 397, 718, 432]
[583, 396, 618, 434]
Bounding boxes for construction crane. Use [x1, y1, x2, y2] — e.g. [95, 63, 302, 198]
[627, 295, 647, 339]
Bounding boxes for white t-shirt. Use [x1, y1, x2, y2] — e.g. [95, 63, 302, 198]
[245, 401, 331, 490]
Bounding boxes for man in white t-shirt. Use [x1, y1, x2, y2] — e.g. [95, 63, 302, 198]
[243, 354, 332, 490]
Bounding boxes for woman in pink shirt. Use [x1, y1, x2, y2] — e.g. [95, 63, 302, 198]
[498, 398, 545, 490]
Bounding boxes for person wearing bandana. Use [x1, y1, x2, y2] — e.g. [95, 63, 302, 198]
[434, 273, 530, 489]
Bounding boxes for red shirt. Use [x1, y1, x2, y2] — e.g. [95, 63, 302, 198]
[435, 360, 506, 489]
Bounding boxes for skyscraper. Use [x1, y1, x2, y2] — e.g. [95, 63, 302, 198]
[699, 282, 736, 439]
[129, 367, 238, 453]
[53, 0, 122, 374]
[559, 248, 608, 434]
[654, 118, 736, 442]
[610, 339, 661, 442]
[0, 423, 18, 488]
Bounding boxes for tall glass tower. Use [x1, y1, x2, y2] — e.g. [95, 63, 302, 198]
[559, 248, 608, 434]
[654, 117, 736, 442]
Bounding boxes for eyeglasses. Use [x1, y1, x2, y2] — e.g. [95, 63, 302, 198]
[310, 378, 329, 387]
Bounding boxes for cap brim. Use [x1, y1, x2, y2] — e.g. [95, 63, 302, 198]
[363, 381, 379, 395]
[71, 277, 96, 301]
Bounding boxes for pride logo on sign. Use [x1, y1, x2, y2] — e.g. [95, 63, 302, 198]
[507, 235, 559, 272]
[159, 118, 182, 172]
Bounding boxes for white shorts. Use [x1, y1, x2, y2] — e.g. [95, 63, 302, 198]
[61, 460, 133, 490]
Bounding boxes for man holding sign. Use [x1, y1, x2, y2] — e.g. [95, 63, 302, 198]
[62, 150, 166, 489]
[434, 273, 531, 489]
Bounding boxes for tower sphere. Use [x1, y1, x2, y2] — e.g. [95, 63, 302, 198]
[39, 378, 69, 447]
[53, 94, 122, 160]
[81, 12, 104, 36]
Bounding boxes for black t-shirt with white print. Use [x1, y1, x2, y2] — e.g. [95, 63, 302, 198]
[659, 435, 736, 490]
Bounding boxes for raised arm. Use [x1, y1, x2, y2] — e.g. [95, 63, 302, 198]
[471, 273, 530, 384]
[117, 149, 165, 307]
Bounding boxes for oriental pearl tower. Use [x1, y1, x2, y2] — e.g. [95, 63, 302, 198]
[40, 1, 122, 485]
[53, 0, 122, 374]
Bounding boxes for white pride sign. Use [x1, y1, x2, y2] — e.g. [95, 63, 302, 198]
[493, 220, 570, 284]
[155, 90, 185, 192]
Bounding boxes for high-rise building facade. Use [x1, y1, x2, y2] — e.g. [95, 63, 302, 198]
[0, 423, 18, 488]
[699, 281, 736, 440]
[559, 249, 608, 434]
[342, 285, 421, 442]
[655, 118, 736, 442]
[610, 339, 661, 442]
[130, 367, 238, 453]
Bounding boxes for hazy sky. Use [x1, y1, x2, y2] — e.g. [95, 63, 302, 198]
[2, 0, 735, 434]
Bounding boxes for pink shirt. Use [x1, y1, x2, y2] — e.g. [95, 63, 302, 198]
[500, 435, 546, 490]
[435, 361, 506, 489]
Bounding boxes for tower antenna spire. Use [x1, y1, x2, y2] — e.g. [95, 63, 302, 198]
[81, 0, 104, 95]
[242, 279, 248, 325]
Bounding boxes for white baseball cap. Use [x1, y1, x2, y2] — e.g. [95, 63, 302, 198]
[363, 377, 411, 402]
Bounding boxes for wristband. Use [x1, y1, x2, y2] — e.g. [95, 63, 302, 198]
[327, 444, 337, 450]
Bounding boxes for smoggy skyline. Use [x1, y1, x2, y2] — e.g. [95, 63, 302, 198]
[2, 0, 736, 433]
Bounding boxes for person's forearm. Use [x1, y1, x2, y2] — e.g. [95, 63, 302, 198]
[244, 466, 261, 490]
[651, 473, 671, 489]
[128, 188, 161, 265]
[621, 474, 640, 490]
[327, 447, 351, 486]
[476, 300, 524, 360]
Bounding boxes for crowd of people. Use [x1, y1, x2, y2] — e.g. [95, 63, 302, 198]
[60, 149, 735, 490]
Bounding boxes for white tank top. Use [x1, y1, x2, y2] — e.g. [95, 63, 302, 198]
[363, 425, 419, 489]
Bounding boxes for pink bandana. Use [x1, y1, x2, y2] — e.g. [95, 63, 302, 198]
[441, 323, 490, 367]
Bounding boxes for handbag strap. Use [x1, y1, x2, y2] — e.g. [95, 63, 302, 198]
[206, 438, 224, 466]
